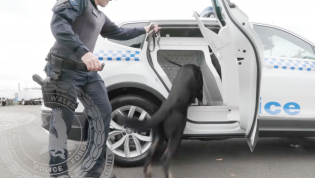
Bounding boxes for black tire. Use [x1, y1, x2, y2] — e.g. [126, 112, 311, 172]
[110, 95, 166, 167]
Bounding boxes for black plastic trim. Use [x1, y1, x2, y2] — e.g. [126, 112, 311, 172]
[259, 131, 315, 137]
[212, 0, 226, 26]
[259, 118, 315, 131]
[107, 82, 166, 101]
[221, 0, 262, 144]
[183, 133, 245, 139]
[187, 119, 238, 124]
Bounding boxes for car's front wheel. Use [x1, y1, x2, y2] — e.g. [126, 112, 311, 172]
[108, 95, 164, 167]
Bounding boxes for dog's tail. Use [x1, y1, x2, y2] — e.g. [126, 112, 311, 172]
[163, 55, 182, 67]
[117, 109, 167, 131]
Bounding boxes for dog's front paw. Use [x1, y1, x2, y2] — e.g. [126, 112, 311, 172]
[167, 171, 174, 178]
[144, 171, 152, 178]
[144, 164, 153, 178]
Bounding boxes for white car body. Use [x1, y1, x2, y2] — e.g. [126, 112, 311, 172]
[41, 0, 315, 166]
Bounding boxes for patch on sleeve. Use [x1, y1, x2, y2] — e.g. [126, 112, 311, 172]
[54, 0, 68, 6]
[69, 0, 79, 7]
[54, 0, 78, 9]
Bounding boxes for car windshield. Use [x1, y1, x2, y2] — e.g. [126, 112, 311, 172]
[253, 25, 315, 59]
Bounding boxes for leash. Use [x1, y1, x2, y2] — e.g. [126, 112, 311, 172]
[146, 24, 182, 68]
[147, 24, 161, 52]
[146, 24, 170, 92]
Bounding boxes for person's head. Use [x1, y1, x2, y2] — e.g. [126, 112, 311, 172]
[94, 0, 112, 7]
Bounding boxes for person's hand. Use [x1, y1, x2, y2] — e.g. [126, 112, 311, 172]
[144, 24, 161, 33]
[81, 52, 102, 71]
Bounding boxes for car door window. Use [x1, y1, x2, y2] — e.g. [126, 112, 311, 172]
[253, 25, 315, 59]
[107, 22, 149, 49]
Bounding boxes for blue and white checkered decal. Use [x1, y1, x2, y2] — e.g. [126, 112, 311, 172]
[94, 50, 141, 61]
[264, 58, 315, 71]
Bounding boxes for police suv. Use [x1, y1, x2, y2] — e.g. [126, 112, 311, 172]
[41, 0, 315, 167]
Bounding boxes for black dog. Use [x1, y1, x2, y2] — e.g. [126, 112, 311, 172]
[117, 60, 204, 178]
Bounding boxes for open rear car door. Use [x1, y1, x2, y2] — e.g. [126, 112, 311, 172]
[193, 0, 264, 152]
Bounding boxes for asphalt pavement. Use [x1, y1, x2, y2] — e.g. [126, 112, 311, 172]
[1, 105, 315, 178]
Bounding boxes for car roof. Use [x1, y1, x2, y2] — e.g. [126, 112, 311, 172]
[114, 17, 219, 26]
[113, 18, 315, 46]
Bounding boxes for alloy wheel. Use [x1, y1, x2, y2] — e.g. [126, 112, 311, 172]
[107, 105, 153, 158]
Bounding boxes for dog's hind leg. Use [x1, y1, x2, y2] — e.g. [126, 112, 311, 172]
[161, 131, 182, 178]
[144, 129, 160, 178]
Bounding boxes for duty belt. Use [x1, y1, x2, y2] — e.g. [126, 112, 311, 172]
[45, 51, 105, 80]
[45, 51, 88, 80]
[46, 52, 88, 71]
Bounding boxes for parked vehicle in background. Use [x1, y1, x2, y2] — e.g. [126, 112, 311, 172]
[0, 97, 7, 106]
[18, 88, 42, 105]
[0, 90, 17, 106]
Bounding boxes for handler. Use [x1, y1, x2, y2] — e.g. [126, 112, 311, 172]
[44, 0, 160, 177]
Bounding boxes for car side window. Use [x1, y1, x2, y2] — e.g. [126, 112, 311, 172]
[253, 25, 315, 59]
[107, 22, 150, 49]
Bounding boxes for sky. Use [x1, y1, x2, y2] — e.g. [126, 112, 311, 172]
[0, 0, 315, 91]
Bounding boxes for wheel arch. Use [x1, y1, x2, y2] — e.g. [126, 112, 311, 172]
[107, 82, 166, 107]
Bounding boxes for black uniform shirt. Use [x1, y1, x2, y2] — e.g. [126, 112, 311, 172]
[50, 0, 146, 61]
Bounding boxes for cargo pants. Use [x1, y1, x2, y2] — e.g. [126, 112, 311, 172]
[44, 59, 112, 178]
